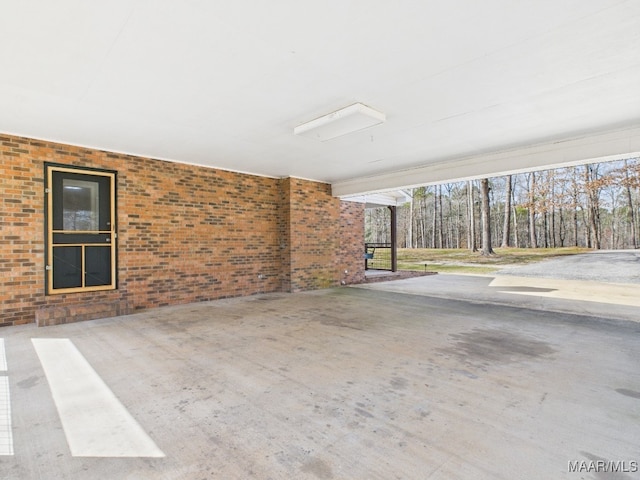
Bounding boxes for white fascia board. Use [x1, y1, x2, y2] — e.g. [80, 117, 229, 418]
[331, 124, 640, 197]
[340, 191, 411, 207]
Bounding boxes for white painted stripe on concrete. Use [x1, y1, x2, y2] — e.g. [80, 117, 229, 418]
[0, 338, 14, 455]
[0, 377, 14, 456]
[0, 339, 7, 372]
[32, 338, 164, 458]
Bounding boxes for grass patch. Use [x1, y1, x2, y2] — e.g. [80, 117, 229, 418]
[398, 262, 498, 275]
[394, 247, 591, 274]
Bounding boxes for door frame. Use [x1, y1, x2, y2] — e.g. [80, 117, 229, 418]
[44, 163, 117, 295]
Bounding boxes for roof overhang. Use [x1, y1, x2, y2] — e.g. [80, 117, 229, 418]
[333, 124, 640, 196]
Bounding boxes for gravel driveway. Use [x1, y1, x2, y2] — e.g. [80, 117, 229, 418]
[498, 249, 640, 284]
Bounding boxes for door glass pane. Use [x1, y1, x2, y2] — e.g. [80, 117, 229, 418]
[85, 247, 112, 287]
[63, 179, 99, 231]
[52, 246, 82, 289]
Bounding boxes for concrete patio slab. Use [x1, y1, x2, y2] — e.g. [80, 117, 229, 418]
[1, 287, 638, 479]
[355, 273, 640, 324]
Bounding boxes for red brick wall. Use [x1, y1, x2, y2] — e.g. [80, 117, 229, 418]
[279, 178, 365, 291]
[282, 177, 341, 291]
[118, 158, 283, 311]
[0, 142, 44, 326]
[339, 200, 366, 285]
[0, 133, 365, 326]
[278, 178, 292, 292]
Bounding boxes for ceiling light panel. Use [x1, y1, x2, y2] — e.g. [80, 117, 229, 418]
[294, 103, 385, 141]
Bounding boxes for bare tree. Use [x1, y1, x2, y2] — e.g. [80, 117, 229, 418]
[480, 178, 494, 255]
[467, 180, 477, 251]
[623, 159, 638, 248]
[585, 164, 602, 249]
[571, 168, 580, 247]
[549, 170, 556, 247]
[406, 188, 415, 248]
[437, 184, 444, 248]
[501, 175, 512, 247]
[431, 186, 437, 248]
[528, 172, 538, 248]
[443, 183, 455, 248]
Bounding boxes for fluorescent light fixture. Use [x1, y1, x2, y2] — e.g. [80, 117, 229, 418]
[294, 103, 385, 141]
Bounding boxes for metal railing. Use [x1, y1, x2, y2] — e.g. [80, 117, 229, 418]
[364, 243, 393, 271]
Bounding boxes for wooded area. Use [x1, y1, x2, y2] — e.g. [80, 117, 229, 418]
[365, 158, 640, 252]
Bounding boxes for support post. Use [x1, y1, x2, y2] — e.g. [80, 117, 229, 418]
[389, 205, 397, 272]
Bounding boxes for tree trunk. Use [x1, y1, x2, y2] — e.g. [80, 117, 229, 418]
[572, 171, 579, 247]
[431, 186, 437, 248]
[467, 180, 477, 251]
[585, 165, 593, 248]
[501, 175, 512, 247]
[480, 178, 494, 255]
[438, 184, 444, 248]
[624, 159, 638, 248]
[446, 185, 454, 248]
[585, 165, 601, 249]
[558, 206, 565, 247]
[513, 204, 519, 248]
[421, 195, 428, 248]
[455, 200, 461, 248]
[528, 172, 538, 248]
[408, 188, 414, 248]
[551, 172, 557, 248]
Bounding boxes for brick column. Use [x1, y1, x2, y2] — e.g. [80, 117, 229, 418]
[278, 177, 340, 291]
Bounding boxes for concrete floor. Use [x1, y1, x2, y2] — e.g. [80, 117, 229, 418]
[1, 280, 639, 479]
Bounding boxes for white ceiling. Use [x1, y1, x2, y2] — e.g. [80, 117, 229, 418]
[1, 1, 639, 196]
